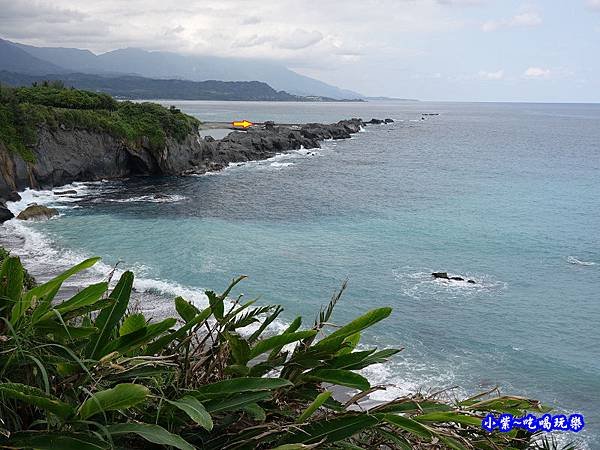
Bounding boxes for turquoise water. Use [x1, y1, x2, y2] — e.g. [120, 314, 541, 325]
[3, 101, 599, 446]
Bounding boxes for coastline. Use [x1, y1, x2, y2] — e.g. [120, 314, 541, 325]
[0, 118, 391, 219]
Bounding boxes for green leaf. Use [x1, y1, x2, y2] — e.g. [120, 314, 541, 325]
[36, 282, 108, 323]
[268, 316, 302, 359]
[119, 313, 146, 336]
[337, 332, 361, 355]
[383, 414, 434, 440]
[297, 391, 331, 423]
[249, 330, 317, 360]
[242, 402, 266, 421]
[145, 306, 211, 355]
[192, 377, 293, 399]
[414, 411, 483, 428]
[0, 432, 109, 450]
[328, 349, 401, 371]
[87, 271, 133, 359]
[107, 423, 194, 450]
[312, 307, 392, 351]
[304, 369, 370, 391]
[207, 290, 224, 321]
[225, 332, 251, 365]
[0, 256, 24, 311]
[279, 414, 380, 445]
[35, 321, 98, 340]
[175, 296, 200, 322]
[0, 382, 74, 418]
[166, 395, 213, 430]
[13, 257, 100, 324]
[78, 383, 149, 419]
[204, 391, 272, 414]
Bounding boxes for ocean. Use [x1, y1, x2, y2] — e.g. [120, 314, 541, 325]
[2, 100, 599, 447]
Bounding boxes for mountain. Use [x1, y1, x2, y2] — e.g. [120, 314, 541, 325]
[7, 40, 363, 99]
[0, 39, 65, 75]
[0, 71, 306, 101]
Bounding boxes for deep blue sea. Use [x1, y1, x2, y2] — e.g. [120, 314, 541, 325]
[2, 101, 599, 447]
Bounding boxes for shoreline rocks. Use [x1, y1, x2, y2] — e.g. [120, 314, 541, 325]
[16, 204, 59, 221]
[0, 117, 391, 222]
[432, 272, 476, 284]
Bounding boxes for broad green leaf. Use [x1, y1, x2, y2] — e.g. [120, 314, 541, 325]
[279, 414, 380, 444]
[166, 395, 213, 430]
[192, 377, 292, 399]
[119, 313, 146, 336]
[35, 321, 98, 340]
[0, 382, 74, 418]
[242, 402, 266, 421]
[304, 369, 370, 391]
[207, 290, 224, 320]
[249, 330, 317, 360]
[78, 383, 149, 419]
[100, 317, 176, 356]
[175, 296, 200, 322]
[13, 257, 100, 324]
[36, 282, 108, 323]
[337, 332, 361, 355]
[312, 307, 392, 351]
[268, 316, 302, 359]
[328, 349, 401, 371]
[297, 391, 331, 423]
[107, 423, 194, 450]
[87, 271, 133, 359]
[383, 414, 434, 440]
[0, 256, 24, 311]
[0, 432, 109, 450]
[145, 306, 211, 355]
[225, 332, 251, 364]
[415, 411, 483, 428]
[204, 391, 272, 414]
[370, 400, 451, 414]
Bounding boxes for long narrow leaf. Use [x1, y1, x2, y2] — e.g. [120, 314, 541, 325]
[106, 423, 194, 450]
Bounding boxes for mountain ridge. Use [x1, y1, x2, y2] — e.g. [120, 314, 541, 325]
[2, 38, 363, 99]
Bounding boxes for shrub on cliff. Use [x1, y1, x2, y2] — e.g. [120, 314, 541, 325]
[0, 84, 200, 162]
[0, 254, 556, 449]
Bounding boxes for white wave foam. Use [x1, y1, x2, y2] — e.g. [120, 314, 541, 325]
[392, 268, 506, 301]
[567, 256, 596, 266]
[103, 194, 187, 204]
[270, 162, 294, 168]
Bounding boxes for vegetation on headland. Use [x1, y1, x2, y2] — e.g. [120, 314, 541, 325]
[0, 245, 567, 449]
[0, 82, 200, 163]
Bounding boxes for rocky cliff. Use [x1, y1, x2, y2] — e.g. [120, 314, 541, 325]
[0, 118, 383, 220]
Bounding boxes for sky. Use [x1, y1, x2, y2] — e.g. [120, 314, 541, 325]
[1, 0, 599, 102]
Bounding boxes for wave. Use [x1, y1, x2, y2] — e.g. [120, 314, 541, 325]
[392, 267, 507, 301]
[567, 256, 596, 266]
[102, 194, 187, 204]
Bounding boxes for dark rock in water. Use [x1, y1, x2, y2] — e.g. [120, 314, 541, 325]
[384, 118, 394, 123]
[6, 191, 21, 201]
[367, 118, 384, 124]
[450, 276, 464, 281]
[54, 189, 77, 196]
[432, 272, 450, 279]
[467, 279, 476, 284]
[153, 193, 169, 199]
[204, 136, 215, 142]
[17, 204, 58, 221]
[0, 202, 14, 223]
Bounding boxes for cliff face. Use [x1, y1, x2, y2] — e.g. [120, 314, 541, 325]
[0, 118, 371, 219]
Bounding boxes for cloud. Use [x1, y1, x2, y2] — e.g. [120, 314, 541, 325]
[586, 0, 600, 10]
[478, 69, 504, 80]
[482, 9, 542, 31]
[523, 67, 551, 79]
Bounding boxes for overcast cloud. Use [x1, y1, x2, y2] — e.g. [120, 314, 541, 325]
[1, 0, 598, 101]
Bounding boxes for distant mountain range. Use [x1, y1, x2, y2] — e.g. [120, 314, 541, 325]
[0, 38, 363, 100]
[0, 71, 311, 102]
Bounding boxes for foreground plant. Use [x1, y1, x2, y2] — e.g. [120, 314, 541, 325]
[0, 255, 550, 449]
